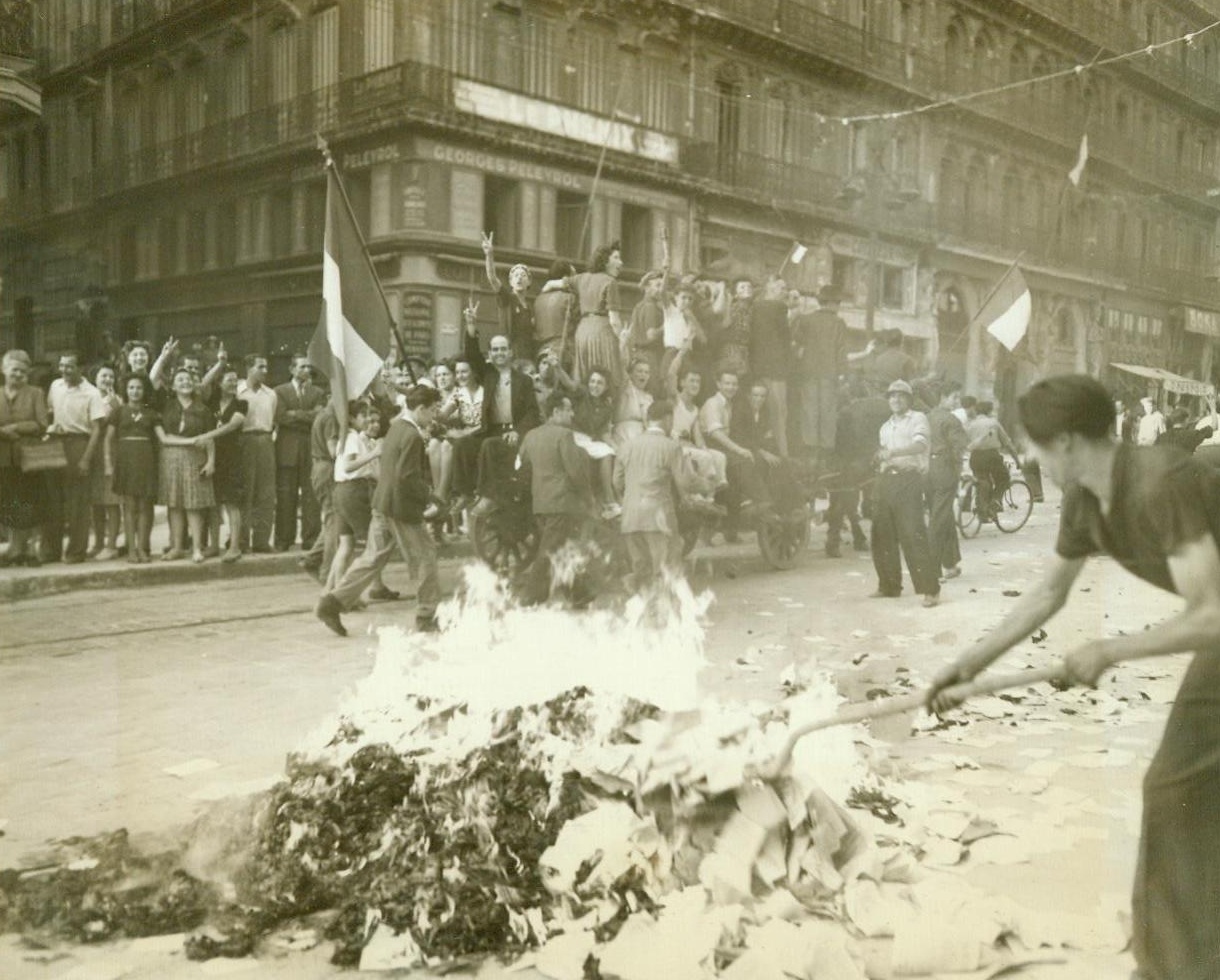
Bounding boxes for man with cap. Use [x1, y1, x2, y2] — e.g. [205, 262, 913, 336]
[871, 379, 940, 607]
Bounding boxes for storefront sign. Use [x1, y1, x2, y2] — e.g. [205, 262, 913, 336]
[452, 79, 680, 166]
[420, 138, 586, 191]
[401, 184, 427, 230]
[399, 291, 434, 356]
[828, 233, 916, 266]
[1184, 306, 1220, 338]
[342, 144, 402, 171]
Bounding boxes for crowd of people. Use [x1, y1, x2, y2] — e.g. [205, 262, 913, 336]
[4, 233, 1218, 634]
[0, 340, 327, 568]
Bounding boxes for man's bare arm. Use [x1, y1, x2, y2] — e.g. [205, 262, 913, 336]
[927, 555, 1086, 712]
[1063, 535, 1220, 686]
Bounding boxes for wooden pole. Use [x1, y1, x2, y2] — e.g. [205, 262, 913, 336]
[766, 664, 1063, 778]
[316, 134, 416, 384]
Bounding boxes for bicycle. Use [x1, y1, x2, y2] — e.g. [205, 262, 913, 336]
[956, 469, 1034, 536]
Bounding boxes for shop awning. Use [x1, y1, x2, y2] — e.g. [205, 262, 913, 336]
[1110, 362, 1215, 397]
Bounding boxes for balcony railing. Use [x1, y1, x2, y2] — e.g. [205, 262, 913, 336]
[1015, 0, 1220, 109]
[674, 0, 1220, 204]
[94, 60, 453, 197]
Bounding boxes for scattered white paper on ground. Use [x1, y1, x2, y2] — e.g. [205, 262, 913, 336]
[200, 958, 262, 976]
[126, 933, 187, 955]
[162, 758, 220, 779]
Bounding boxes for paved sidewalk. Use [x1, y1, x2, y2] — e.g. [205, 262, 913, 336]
[1, 509, 778, 601]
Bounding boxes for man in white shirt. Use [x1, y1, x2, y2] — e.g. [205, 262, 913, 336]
[700, 368, 763, 539]
[871, 380, 940, 607]
[236, 353, 278, 553]
[42, 352, 108, 563]
[1136, 396, 1166, 446]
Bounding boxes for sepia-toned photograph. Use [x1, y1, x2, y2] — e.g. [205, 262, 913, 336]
[2, 1, 1220, 977]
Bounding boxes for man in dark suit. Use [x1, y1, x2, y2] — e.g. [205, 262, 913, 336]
[315, 385, 442, 637]
[731, 380, 800, 513]
[274, 354, 326, 550]
[463, 307, 542, 510]
[516, 390, 594, 605]
[613, 400, 686, 589]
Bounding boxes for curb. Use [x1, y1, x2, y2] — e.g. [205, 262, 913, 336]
[0, 533, 803, 603]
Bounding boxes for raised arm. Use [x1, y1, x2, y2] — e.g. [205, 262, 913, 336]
[198, 345, 226, 397]
[482, 232, 501, 293]
[150, 337, 178, 390]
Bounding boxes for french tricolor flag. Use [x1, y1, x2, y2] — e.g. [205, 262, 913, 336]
[976, 264, 1031, 352]
[308, 167, 394, 430]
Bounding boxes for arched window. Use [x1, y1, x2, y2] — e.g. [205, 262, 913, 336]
[1054, 307, 1074, 347]
[973, 27, 997, 81]
[1025, 177, 1044, 236]
[963, 157, 987, 235]
[715, 63, 744, 180]
[938, 153, 962, 229]
[946, 18, 968, 86]
[1030, 52, 1054, 105]
[1009, 43, 1028, 82]
[1000, 171, 1021, 243]
[1115, 95, 1130, 135]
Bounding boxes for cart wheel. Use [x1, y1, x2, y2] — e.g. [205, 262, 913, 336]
[758, 507, 810, 570]
[470, 508, 538, 577]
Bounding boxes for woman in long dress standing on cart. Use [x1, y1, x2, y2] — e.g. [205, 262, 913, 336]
[570, 241, 625, 387]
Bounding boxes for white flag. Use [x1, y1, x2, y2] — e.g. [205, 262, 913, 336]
[790, 242, 808, 264]
[1068, 134, 1088, 187]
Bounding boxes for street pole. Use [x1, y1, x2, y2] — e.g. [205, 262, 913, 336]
[865, 223, 878, 340]
[864, 175, 879, 341]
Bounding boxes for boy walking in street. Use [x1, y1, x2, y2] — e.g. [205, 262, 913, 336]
[315, 385, 442, 637]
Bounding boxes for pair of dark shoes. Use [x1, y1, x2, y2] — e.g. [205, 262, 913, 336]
[317, 593, 437, 638]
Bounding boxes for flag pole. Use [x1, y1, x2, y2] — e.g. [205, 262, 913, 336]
[316, 135, 417, 385]
[943, 251, 1027, 360]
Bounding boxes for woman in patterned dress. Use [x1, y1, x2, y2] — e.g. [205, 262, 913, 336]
[571, 241, 625, 387]
[156, 368, 215, 563]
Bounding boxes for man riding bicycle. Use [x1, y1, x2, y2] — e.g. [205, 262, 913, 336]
[965, 399, 1021, 519]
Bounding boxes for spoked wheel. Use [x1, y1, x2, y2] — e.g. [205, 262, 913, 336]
[757, 506, 810, 570]
[470, 508, 539, 577]
[993, 479, 1034, 533]
[956, 479, 982, 538]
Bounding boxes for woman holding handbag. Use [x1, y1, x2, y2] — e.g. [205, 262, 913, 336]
[0, 350, 50, 566]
